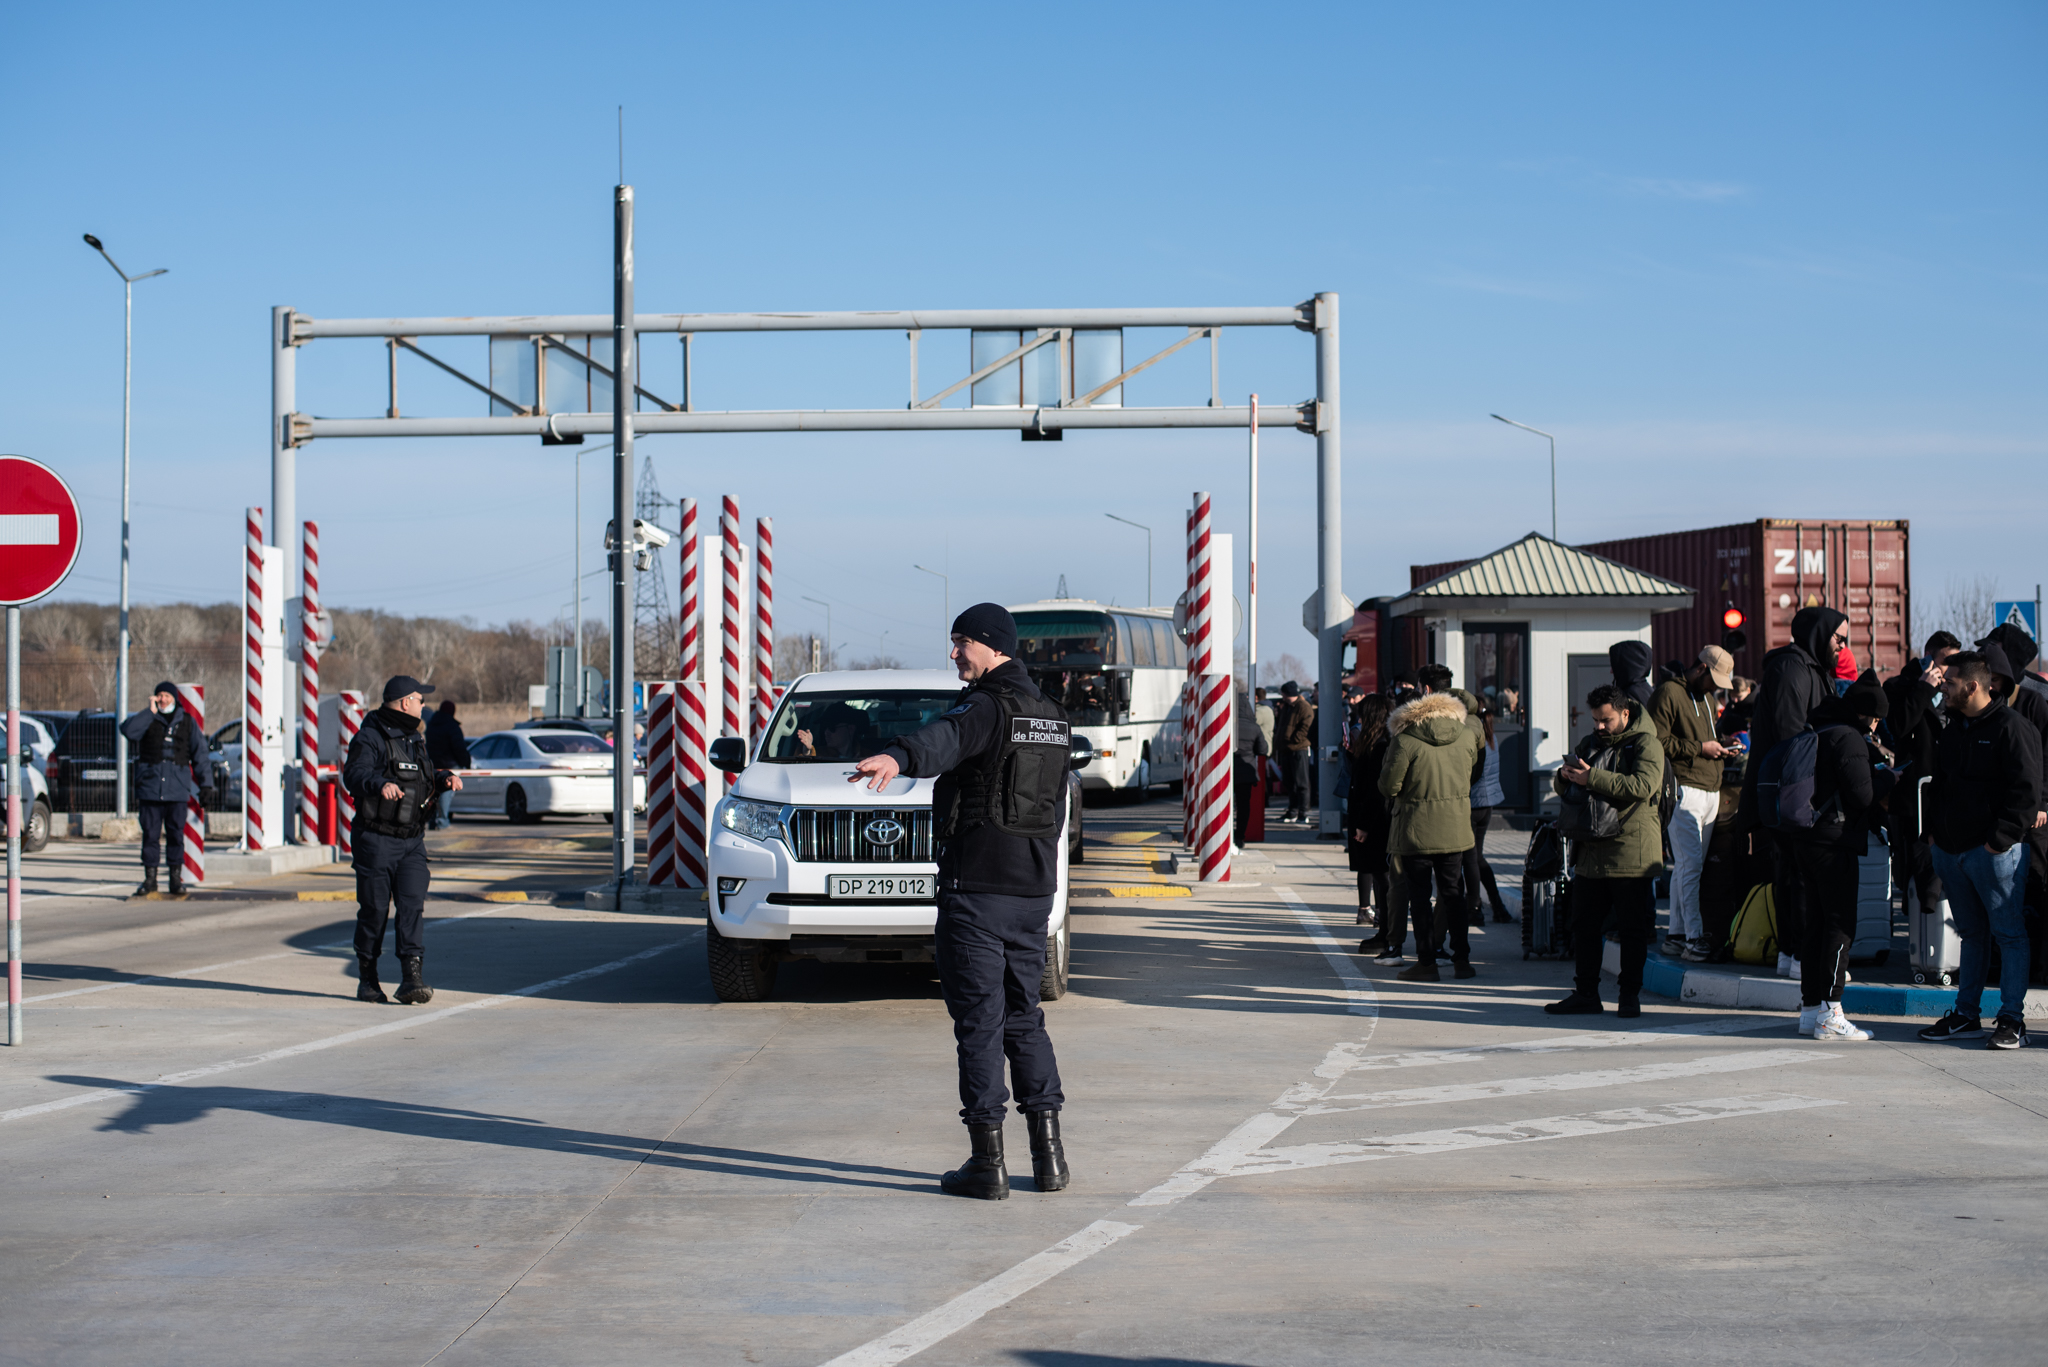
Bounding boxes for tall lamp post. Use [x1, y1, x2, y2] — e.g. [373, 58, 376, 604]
[1104, 513, 1152, 606]
[82, 234, 167, 819]
[1490, 414, 1556, 540]
[801, 595, 832, 671]
[912, 564, 948, 664]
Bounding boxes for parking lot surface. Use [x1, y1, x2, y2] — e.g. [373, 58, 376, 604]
[2, 799, 2043, 1365]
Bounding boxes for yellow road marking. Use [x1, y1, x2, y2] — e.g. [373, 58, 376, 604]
[1106, 830, 1173, 845]
[1107, 885, 1192, 899]
[293, 890, 355, 902]
[481, 890, 529, 902]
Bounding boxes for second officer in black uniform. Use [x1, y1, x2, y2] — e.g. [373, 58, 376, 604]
[344, 675, 464, 1005]
[853, 603, 1073, 1200]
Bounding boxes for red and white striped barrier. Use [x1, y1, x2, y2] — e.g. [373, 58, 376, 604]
[720, 497, 744, 745]
[678, 497, 700, 681]
[645, 682, 679, 886]
[754, 516, 775, 742]
[673, 680, 710, 887]
[299, 520, 323, 844]
[243, 508, 276, 851]
[173, 683, 206, 885]
[336, 690, 363, 859]
[1188, 492, 1232, 882]
[1183, 507, 1196, 852]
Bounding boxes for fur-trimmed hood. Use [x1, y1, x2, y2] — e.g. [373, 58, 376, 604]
[1389, 691, 1468, 738]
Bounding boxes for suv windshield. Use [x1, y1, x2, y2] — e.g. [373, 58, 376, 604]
[760, 689, 962, 762]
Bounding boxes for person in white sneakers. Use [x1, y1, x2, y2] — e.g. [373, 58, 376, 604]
[1790, 673, 1898, 1040]
[1650, 645, 1738, 961]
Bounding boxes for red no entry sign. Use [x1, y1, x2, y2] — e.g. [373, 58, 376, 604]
[0, 456, 82, 606]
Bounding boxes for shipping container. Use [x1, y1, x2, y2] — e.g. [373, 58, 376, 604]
[1580, 520, 1911, 680]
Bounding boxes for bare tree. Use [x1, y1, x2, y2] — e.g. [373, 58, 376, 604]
[1915, 574, 2000, 650]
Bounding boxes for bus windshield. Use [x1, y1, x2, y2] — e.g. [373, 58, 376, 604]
[759, 689, 963, 762]
[1014, 611, 1113, 666]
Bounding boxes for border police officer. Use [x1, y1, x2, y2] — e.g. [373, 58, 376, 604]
[344, 675, 463, 1005]
[119, 681, 214, 898]
[853, 604, 1072, 1200]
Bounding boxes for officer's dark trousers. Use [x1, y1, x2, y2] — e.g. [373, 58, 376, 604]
[353, 828, 429, 962]
[136, 800, 185, 873]
[935, 889, 1065, 1126]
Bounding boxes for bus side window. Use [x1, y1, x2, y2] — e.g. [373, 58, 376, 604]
[1111, 615, 1131, 666]
[1124, 616, 1156, 667]
[1150, 618, 1175, 668]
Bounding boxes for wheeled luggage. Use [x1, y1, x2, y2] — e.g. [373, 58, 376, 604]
[1852, 828, 1895, 965]
[1521, 819, 1571, 959]
[1903, 776, 1962, 986]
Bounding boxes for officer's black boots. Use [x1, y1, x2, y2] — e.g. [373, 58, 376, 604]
[940, 1123, 1010, 1200]
[356, 959, 389, 1004]
[1026, 1110, 1070, 1192]
[134, 870, 158, 898]
[167, 871, 185, 899]
[395, 956, 434, 1005]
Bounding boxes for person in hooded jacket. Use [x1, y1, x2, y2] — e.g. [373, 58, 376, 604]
[1545, 684, 1667, 1018]
[1378, 690, 1483, 982]
[1883, 632, 1962, 913]
[1348, 694, 1396, 951]
[1741, 605, 1851, 978]
[1788, 672, 1898, 1040]
[1609, 641, 1655, 710]
[118, 682, 215, 898]
[1974, 629, 2048, 970]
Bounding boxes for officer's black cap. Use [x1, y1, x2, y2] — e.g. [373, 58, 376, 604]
[382, 674, 436, 703]
[951, 603, 1019, 657]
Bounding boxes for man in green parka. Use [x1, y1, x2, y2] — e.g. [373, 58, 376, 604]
[1546, 683, 1668, 1019]
[1380, 690, 1484, 982]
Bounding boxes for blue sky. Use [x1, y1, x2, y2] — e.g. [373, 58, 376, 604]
[3, 1, 2042, 666]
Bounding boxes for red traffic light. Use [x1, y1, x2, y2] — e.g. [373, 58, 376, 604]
[1722, 608, 1746, 630]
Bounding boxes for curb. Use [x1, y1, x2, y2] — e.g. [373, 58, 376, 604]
[1603, 942, 2046, 1020]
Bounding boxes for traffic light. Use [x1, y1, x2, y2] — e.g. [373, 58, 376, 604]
[1721, 606, 1747, 653]
[1722, 607, 1745, 630]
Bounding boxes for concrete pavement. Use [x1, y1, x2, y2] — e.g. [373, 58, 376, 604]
[1, 796, 2042, 1365]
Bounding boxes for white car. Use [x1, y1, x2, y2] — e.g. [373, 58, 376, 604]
[705, 669, 1083, 1003]
[450, 728, 647, 822]
[0, 753, 52, 853]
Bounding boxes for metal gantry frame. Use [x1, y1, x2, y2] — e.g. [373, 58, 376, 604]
[265, 190, 1348, 883]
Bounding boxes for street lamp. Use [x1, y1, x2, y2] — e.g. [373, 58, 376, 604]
[1490, 414, 1556, 540]
[83, 234, 167, 819]
[1104, 513, 1152, 606]
[912, 564, 949, 664]
[801, 595, 831, 671]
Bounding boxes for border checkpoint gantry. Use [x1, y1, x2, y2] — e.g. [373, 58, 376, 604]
[260, 186, 1345, 893]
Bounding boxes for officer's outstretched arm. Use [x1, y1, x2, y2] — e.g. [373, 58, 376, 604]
[851, 753, 900, 790]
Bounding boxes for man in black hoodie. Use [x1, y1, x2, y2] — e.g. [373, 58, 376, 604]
[1975, 629, 2048, 977]
[1608, 640, 1654, 709]
[1915, 652, 2042, 1050]
[1740, 605, 1850, 976]
[1883, 632, 1961, 913]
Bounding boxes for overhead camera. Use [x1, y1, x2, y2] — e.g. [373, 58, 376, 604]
[633, 518, 672, 549]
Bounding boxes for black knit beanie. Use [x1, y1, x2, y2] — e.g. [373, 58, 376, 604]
[1843, 669, 1889, 720]
[951, 603, 1019, 657]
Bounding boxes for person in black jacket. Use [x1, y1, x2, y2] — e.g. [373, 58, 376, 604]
[117, 682, 215, 898]
[1975, 629, 2048, 939]
[1349, 694, 1396, 954]
[344, 676, 464, 1006]
[1609, 640, 1655, 709]
[1741, 605, 1850, 978]
[1883, 632, 1961, 911]
[424, 700, 472, 830]
[854, 604, 1071, 1201]
[1916, 652, 2043, 1050]
[1790, 673, 1897, 1040]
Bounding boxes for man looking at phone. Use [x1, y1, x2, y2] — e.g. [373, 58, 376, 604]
[1650, 645, 1737, 961]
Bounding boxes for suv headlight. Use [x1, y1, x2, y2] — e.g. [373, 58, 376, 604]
[719, 797, 783, 843]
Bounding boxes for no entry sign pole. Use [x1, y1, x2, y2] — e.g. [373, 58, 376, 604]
[0, 455, 85, 1045]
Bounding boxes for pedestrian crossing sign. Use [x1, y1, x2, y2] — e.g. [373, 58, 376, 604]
[1993, 601, 2037, 637]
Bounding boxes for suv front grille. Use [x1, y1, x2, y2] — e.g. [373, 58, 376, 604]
[785, 807, 933, 863]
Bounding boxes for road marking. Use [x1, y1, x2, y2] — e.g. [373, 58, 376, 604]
[1106, 886, 1190, 899]
[1275, 886, 1379, 1019]
[1289, 1048, 1827, 1117]
[23, 904, 516, 1004]
[1301, 1017, 1781, 1087]
[0, 938, 684, 1124]
[818, 1220, 1142, 1367]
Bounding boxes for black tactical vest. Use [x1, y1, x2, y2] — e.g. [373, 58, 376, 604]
[356, 714, 435, 838]
[139, 711, 194, 766]
[937, 681, 1071, 840]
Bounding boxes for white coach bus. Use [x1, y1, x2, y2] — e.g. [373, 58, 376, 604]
[1009, 600, 1189, 796]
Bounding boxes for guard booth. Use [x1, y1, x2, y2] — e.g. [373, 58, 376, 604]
[1383, 533, 1694, 811]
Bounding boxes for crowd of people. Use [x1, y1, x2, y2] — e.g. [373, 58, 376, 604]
[1281, 607, 2044, 1046]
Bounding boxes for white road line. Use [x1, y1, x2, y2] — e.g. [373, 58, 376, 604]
[1222, 1092, 1841, 1178]
[0, 937, 686, 1125]
[1287, 1047, 1827, 1117]
[817, 1220, 1143, 1367]
[1298, 1016, 1780, 1089]
[23, 905, 514, 1004]
[1274, 886, 1379, 1021]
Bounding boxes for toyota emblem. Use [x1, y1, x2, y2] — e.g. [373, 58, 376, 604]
[864, 817, 906, 846]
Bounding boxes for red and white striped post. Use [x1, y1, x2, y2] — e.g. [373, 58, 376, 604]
[336, 690, 363, 859]
[1188, 492, 1232, 882]
[1183, 507, 1196, 850]
[173, 684, 206, 885]
[678, 497, 700, 681]
[645, 682, 678, 886]
[299, 520, 322, 844]
[754, 517, 775, 743]
[673, 679, 710, 887]
[244, 507, 268, 852]
[720, 497, 744, 744]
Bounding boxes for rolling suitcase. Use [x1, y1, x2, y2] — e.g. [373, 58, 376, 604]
[1851, 828, 1895, 965]
[1904, 776, 1962, 986]
[1520, 819, 1570, 959]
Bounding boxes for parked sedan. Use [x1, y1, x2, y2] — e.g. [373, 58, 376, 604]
[450, 728, 647, 823]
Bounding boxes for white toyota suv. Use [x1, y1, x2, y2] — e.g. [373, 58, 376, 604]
[704, 669, 1083, 1003]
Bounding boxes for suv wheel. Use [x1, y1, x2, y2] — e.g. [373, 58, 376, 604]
[23, 799, 49, 854]
[706, 917, 779, 1002]
[1038, 919, 1070, 1001]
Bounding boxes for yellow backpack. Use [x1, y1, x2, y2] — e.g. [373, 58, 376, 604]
[1730, 883, 1778, 965]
